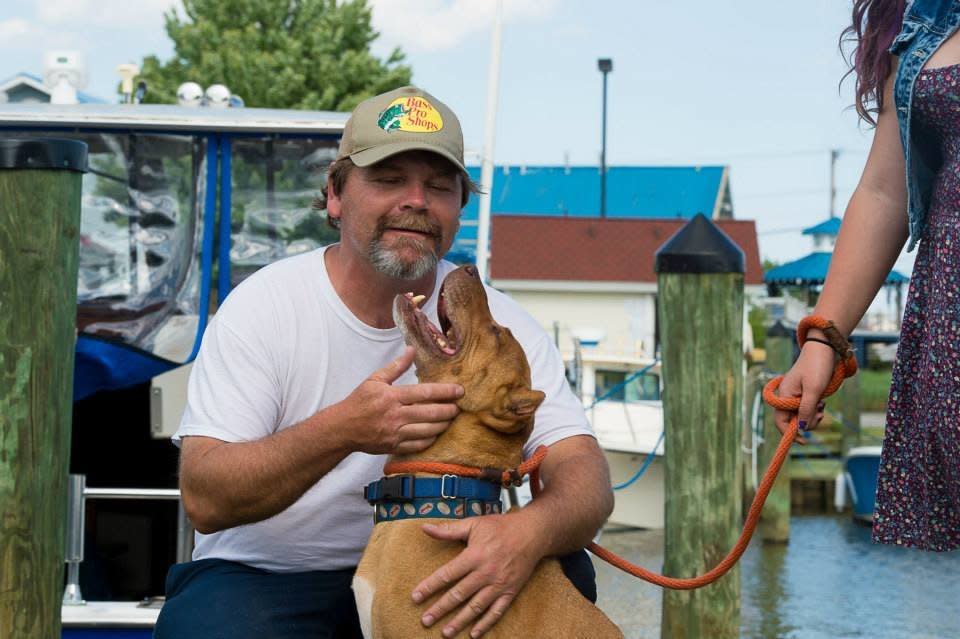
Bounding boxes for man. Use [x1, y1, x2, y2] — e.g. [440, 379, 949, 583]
[155, 86, 614, 639]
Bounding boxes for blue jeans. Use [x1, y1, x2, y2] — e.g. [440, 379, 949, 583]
[154, 551, 596, 639]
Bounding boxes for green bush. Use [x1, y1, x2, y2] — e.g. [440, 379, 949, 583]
[858, 367, 893, 412]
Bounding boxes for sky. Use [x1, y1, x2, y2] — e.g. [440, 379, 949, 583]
[0, 0, 913, 278]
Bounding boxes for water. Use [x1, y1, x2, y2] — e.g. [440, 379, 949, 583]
[593, 514, 960, 638]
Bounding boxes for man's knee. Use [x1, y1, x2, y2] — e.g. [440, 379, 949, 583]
[154, 559, 362, 639]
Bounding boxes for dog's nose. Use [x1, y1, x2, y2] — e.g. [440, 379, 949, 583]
[464, 265, 477, 277]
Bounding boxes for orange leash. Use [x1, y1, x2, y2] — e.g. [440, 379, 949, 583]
[383, 316, 857, 590]
[384, 445, 550, 487]
[574, 315, 857, 589]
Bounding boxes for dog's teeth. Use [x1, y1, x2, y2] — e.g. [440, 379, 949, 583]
[411, 294, 426, 307]
[404, 291, 414, 298]
[437, 336, 447, 347]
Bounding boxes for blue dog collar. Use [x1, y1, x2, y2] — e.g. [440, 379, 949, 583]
[364, 475, 503, 524]
[364, 474, 502, 504]
[374, 497, 503, 523]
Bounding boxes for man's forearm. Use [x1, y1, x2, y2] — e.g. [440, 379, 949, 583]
[180, 407, 354, 533]
[518, 436, 614, 557]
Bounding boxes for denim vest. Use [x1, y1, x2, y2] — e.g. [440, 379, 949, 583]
[889, 0, 960, 251]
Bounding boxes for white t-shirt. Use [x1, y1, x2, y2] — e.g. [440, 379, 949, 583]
[175, 246, 593, 572]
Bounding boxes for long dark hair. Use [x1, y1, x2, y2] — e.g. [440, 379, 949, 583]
[840, 0, 907, 125]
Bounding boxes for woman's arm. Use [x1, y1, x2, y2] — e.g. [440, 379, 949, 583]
[775, 64, 909, 435]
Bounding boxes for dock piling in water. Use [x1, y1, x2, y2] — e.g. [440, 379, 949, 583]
[760, 321, 793, 543]
[655, 213, 744, 639]
[0, 138, 86, 639]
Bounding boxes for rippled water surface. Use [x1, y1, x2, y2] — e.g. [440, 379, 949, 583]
[593, 514, 960, 638]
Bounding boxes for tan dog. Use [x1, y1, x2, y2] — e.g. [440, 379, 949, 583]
[353, 265, 622, 638]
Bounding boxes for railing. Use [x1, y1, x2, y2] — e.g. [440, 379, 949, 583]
[63, 474, 194, 605]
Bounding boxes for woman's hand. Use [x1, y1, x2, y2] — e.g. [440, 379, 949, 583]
[773, 341, 836, 444]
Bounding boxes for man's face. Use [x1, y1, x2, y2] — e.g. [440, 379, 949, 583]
[328, 151, 463, 280]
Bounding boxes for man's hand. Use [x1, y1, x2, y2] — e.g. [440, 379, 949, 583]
[335, 346, 464, 455]
[412, 515, 542, 638]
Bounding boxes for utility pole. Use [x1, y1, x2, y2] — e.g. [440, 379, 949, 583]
[475, 0, 504, 283]
[829, 148, 840, 218]
[598, 58, 612, 217]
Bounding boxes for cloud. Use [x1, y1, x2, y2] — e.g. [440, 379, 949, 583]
[0, 16, 86, 54]
[36, 0, 180, 27]
[0, 18, 40, 44]
[370, 0, 558, 52]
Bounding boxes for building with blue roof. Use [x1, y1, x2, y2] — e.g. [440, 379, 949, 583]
[0, 72, 106, 104]
[764, 216, 908, 287]
[763, 216, 908, 347]
[448, 164, 732, 262]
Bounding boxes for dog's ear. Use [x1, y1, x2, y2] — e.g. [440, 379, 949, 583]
[478, 388, 546, 433]
[504, 388, 545, 418]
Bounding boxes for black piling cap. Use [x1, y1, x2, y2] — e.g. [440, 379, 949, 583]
[0, 138, 88, 172]
[766, 319, 793, 338]
[654, 213, 744, 274]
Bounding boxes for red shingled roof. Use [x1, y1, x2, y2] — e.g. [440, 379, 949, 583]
[489, 216, 764, 285]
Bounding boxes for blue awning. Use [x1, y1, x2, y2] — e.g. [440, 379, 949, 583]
[801, 217, 841, 236]
[764, 252, 908, 285]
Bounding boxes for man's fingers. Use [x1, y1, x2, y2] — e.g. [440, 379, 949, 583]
[413, 557, 475, 623]
[469, 593, 514, 638]
[443, 585, 503, 639]
[368, 346, 415, 384]
[395, 382, 464, 404]
[395, 437, 437, 455]
[398, 420, 450, 441]
[412, 535, 473, 605]
[421, 573, 486, 634]
[420, 520, 472, 543]
[400, 402, 460, 424]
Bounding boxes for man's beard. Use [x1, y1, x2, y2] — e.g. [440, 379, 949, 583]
[366, 216, 442, 280]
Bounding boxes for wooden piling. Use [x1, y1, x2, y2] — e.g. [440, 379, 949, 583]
[759, 321, 792, 543]
[839, 371, 861, 456]
[655, 214, 744, 639]
[0, 138, 86, 639]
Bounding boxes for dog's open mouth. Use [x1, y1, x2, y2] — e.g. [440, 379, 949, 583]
[394, 279, 460, 357]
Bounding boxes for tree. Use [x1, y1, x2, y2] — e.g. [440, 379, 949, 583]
[138, 0, 412, 111]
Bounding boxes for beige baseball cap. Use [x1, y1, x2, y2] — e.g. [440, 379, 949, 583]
[336, 86, 466, 176]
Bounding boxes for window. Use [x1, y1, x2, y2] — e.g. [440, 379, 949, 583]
[595, 368, 660, 402]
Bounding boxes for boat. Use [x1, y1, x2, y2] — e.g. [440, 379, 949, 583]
[576, 352, 665, 529]
[844, 446, 882, 523]
[0, 100, 355, 637]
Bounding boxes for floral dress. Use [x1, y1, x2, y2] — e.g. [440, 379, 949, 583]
[872, 63, 960, 551]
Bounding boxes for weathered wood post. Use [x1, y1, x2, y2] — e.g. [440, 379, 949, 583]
[656, 213, 744, 639]
[0, 138, 86, 639]
[759, 321, 792, 542]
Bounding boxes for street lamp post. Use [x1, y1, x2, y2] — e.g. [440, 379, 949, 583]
[598, 57, 612, 217]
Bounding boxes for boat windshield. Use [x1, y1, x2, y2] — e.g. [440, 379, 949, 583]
[4, 128, 339, 373]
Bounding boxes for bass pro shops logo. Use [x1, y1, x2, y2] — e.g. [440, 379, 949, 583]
[377, 97, 444, 133]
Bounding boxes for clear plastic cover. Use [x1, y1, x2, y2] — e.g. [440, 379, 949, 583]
[76, 132, 206, 362]
[8, 131, 341, 366]
[228, 137, 340, 287]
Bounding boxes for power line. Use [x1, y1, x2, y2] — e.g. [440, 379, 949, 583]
[736, 187, 829, 201]
[632, 146, 869, 165]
